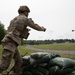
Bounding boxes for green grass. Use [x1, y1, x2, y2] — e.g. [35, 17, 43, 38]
[60, 54, 75, 60]
[0, 45, 3, 58]
[18, 45, 37, 55]
[32, 43, 75, 51]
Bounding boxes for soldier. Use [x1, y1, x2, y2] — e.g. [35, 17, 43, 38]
[0, 5, 46, 75]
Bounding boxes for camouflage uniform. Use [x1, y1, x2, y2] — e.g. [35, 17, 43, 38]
[0, 5, 46, 75]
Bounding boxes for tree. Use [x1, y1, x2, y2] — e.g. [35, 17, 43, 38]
[0, 22, 6, 43]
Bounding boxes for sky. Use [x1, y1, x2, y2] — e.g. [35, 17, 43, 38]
[0, 0, 75, 40]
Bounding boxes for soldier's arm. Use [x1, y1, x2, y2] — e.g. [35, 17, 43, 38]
[26, 18, 46, 32]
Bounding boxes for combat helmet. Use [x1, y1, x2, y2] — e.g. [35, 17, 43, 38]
[18, 5, 30, 14]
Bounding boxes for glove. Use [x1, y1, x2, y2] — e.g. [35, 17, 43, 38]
[41, 26, 46, 32]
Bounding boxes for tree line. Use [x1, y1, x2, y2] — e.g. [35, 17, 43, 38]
[0, 22, 6, 43]
[23, 39, 75, 45]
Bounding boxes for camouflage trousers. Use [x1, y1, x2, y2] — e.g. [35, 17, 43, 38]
[0, 38, 23, 75]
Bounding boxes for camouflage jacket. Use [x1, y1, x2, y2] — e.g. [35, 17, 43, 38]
[2, 14, 44, 45]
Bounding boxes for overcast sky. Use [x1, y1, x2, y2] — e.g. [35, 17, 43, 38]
[0, 0, 75, 40]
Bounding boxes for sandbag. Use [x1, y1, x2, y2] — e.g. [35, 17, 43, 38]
[38, 67, 49, 75]
[37, 54, 61, 63]
[49, 66, 61, 75]
[59, 67, 75, 75]
[49, 57, 75, 68]
[30, 52, 60, 64]
[22, 55, 30, 63]
[22, 71, 33, 75]
[65, 73, 75, 75]
[35, 54, 52, 63]
[30, 52, 50, 59]
[49, 66, 75, 75]
[31, 69, 44, 75]
[22, 55, 30, 68]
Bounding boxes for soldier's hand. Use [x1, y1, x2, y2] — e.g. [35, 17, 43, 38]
[41, 26, 46, 32]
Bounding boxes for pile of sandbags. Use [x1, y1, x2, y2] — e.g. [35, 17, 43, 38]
[49, 57, 75, 75]
[21, 52, 75, 75]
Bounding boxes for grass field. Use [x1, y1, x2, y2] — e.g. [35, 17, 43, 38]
[32, 43, 75, 51]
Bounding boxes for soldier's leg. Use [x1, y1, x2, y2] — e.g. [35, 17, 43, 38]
[13, 48, 23, 75]
[0, 49, 14, 73]
[1, 38, 18, 74]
